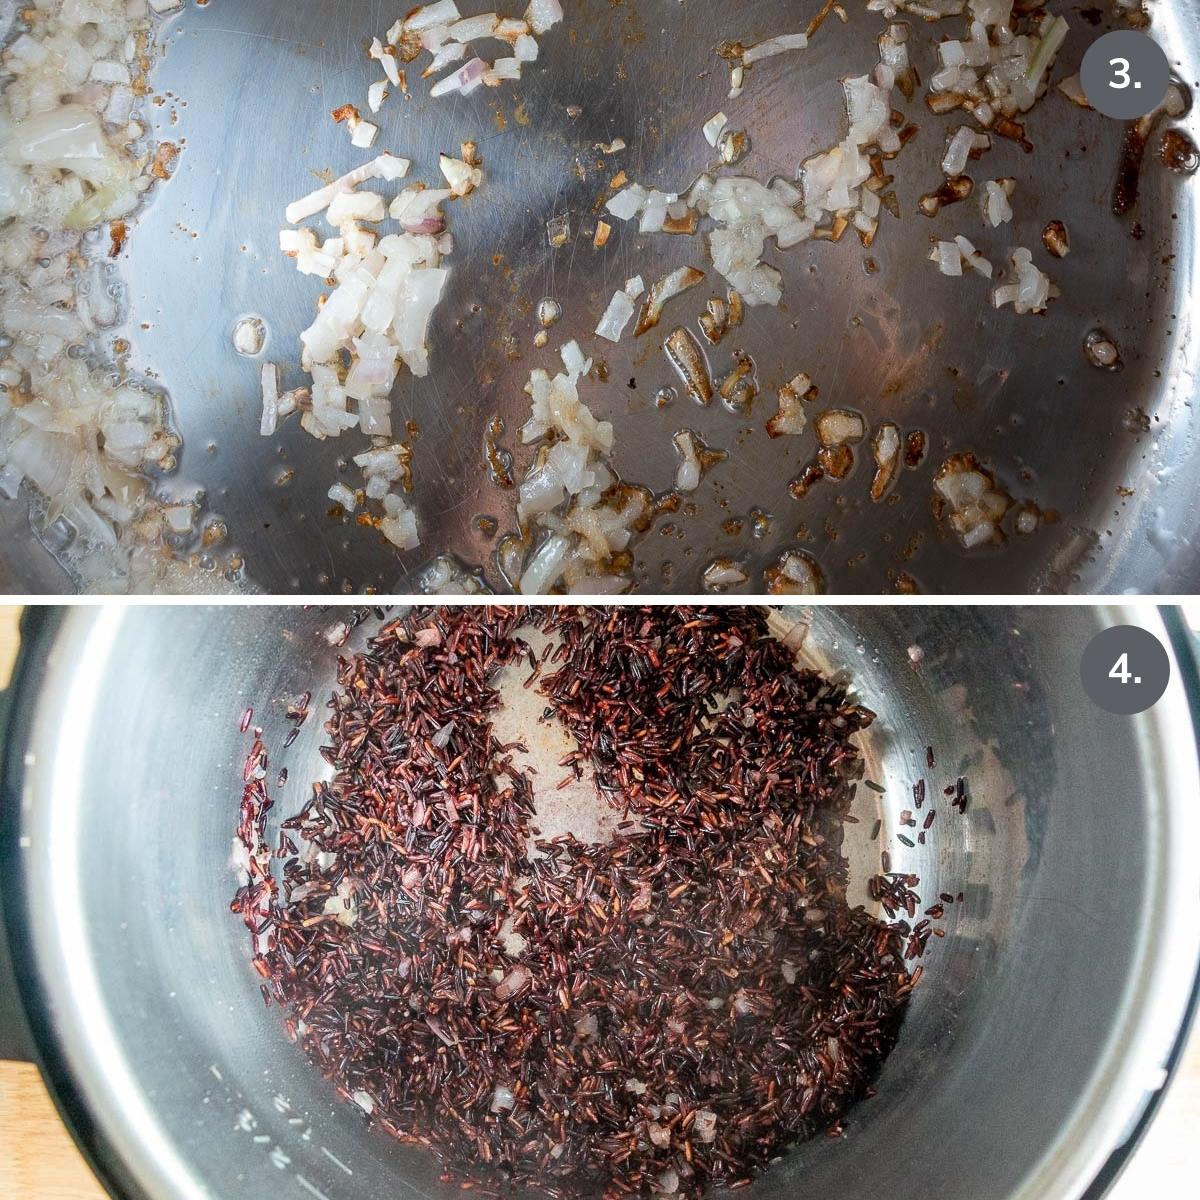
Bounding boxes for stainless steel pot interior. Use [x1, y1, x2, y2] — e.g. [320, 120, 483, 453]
[4, 605, 1200, 1200]
[2, 2, 1199, 595]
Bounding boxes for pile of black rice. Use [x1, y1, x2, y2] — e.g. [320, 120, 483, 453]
[233, 606, 937, 1199]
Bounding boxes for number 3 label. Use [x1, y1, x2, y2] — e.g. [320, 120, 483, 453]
[1109, 56, 1133, 89]
[1080, 31, 1166, 119]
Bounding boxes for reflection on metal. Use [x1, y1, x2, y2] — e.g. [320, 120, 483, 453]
[2, 1, 1196, 595]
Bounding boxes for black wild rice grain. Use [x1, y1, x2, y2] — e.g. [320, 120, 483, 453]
[232, 607, 942, 1200]
[953, 778, 968, 813]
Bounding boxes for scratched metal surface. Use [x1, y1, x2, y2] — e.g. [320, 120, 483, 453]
[7, 605, 1200, 1200]
[12, 0, 1199, 595]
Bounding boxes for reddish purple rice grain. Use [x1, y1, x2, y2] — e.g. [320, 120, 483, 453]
[954, 777, 968, 813]
[232, 607, 942, 1200]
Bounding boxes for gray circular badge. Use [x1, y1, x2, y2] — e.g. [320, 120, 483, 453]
[1080, 625, 1170, 715]
[1080, 30, 1171, 120]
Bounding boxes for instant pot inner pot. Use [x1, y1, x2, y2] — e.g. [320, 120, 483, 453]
[13, 607, 1191, 1200]
[5, 1, 1193, 594]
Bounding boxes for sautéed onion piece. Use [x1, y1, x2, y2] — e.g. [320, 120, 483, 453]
[0, 0, 239, 592]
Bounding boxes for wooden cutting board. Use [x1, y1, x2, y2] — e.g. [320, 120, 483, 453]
[0, 1062, 108, 1200]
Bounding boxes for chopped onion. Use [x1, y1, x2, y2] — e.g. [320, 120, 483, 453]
[702, 111, 728, 147]
[519, 533, 573, 594]
[765, 550, 824, 595]
[702, 558, 748, 593]
[635, 267, 704, 336]
[350, 119, 379, 149]
[1056, 73, 1090, 108]
[942, 125, 989, 176]
[285, 156, 410, 224]
[525, 0, 564, 35]
[439, 153, 483, 196]
[380, 493, 419, 550]
[605, 182, 649, 222]
[870, 422, 901, 501]
[814, 409, 866, 447]
[260, 364, 280, 436]
[1021, 15, 1069, 108]
[0, 0, 221, 589]
[741, 32, 808, 66]
[425, 42, 466, 75]
[981, 178, 1015, 227]
[367, 80, 389, 113]
[991, 247, 1055, 314]
[595, 288, 636, 342]
[395, 2, 462, 38]
[655, 1168, 680, 1197]
[391, 186, 453, 233]
[693, 1109, 719, 1143]
[370, 37, 401, 86]
[672, 428, 725, 493]
[934, 452, 1012, 547]
[430, 56, 488, 97]
[234, 317, 266, 356]
[766, 373, 814, 437]
[931, 240, 962, 276]
[512, 341, 647, 594]
[327, 191, 386, 225]
[954, 234, 992, 277]
[448, 13, 500, 42]
[664, 327, 713, 405]
[276, 149, 485, 547]
[647, 1122, 671, 1148]
[328, 482, 358, 512]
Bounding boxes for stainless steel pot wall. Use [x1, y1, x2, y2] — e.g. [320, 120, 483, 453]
[2, 2, 1199, 595]
[3, 605, 1200, 1200]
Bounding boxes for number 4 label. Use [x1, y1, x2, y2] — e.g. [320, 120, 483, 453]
[1109, 653, 1141, 685]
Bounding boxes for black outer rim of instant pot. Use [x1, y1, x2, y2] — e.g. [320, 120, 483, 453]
[1, 604, 1199, 1200]
[0, 605, 151, 1200]
[1077, 605, 1200, 1200]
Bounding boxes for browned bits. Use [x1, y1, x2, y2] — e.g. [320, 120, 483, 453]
[918, 175, 973, 217]
[1041, 220, 1070, 259]
[232, 607, 940, 1200]
[1161, 129, 1199, 175]
[904, 430, 927, 470]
